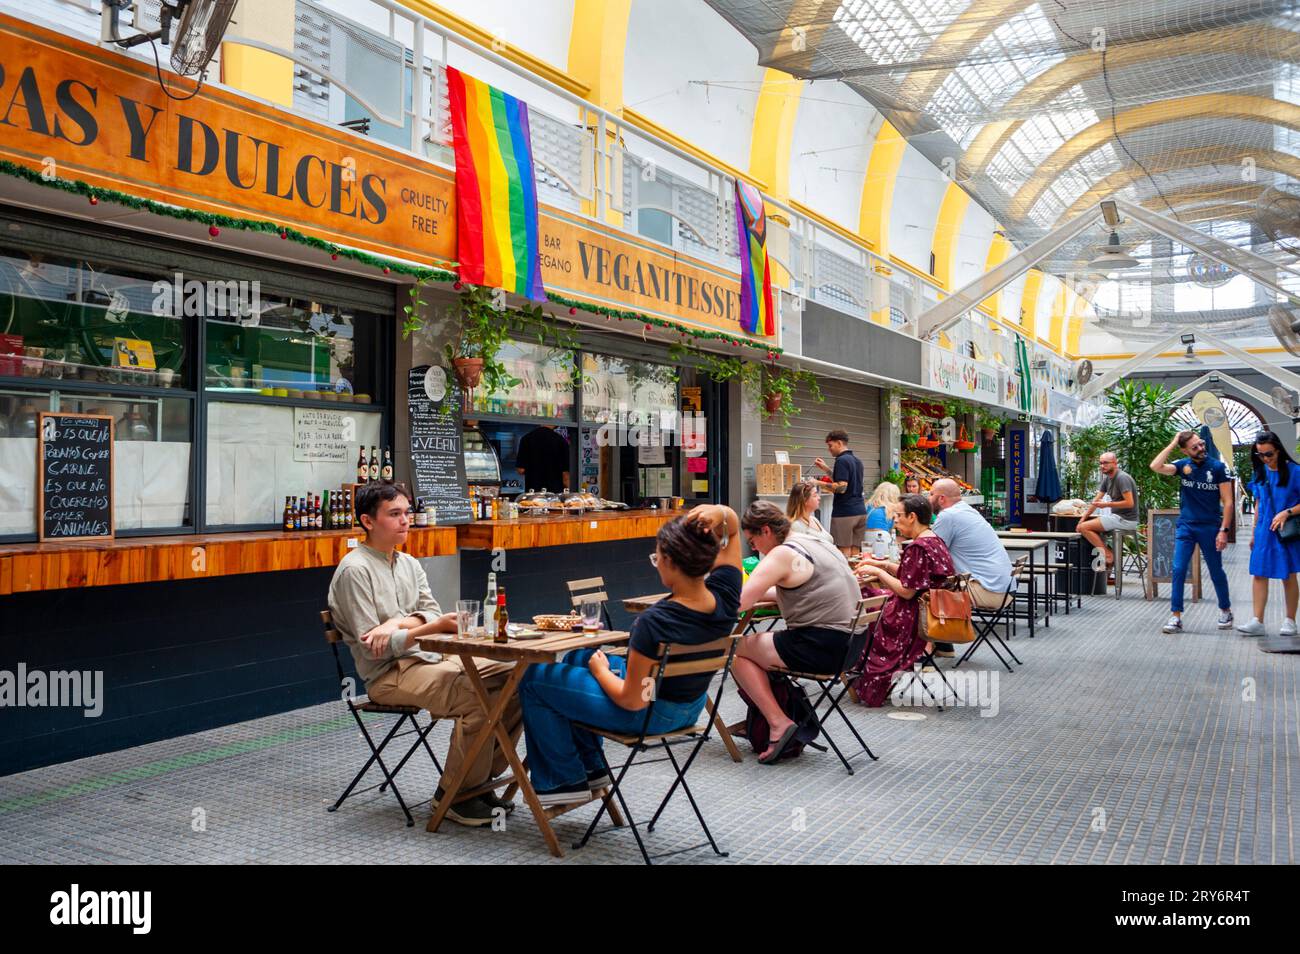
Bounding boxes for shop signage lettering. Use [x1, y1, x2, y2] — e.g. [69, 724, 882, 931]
[0, 17, 455, 262]
[1008, 428, 1024, 525]
[38, 412, 114, 541]
[923, 344, 1001, 404]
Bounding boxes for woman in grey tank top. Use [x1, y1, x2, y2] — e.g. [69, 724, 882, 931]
[731, 501, 863, 764]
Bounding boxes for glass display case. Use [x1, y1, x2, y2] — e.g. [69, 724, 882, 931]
[463, 426, 501, 487]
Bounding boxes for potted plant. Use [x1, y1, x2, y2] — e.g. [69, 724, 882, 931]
[976, 407, 1003, 440]
[442, 284, 520, 393]
[761, 365, 823, 428]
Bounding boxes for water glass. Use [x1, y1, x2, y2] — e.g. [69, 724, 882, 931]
[580, 598, 602, 634]
[456, 600, 480, 639]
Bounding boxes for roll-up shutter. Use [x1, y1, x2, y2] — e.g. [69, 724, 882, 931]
[762, 376, 881, 488]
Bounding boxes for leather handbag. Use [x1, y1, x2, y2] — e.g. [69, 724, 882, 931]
[921, 586, 976, 644]
[1269, 485, 1300, 543]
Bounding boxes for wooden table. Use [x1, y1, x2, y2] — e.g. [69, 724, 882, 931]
[997, 530, 1086, 613]
[416, 628, 632, 857]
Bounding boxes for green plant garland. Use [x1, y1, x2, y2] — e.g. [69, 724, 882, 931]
[0, 159, 781, 358]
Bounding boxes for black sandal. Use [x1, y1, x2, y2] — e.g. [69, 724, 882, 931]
[758, 722, 799, 764]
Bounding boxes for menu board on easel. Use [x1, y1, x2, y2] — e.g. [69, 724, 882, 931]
[1146, 508, 1200, 601]
[407, 365, 472, 524]
[37, 412, 115, 541]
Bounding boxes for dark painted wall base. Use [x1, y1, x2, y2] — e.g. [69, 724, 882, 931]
[0, 539, 663, 777]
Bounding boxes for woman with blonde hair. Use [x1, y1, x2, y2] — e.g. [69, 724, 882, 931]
[785, 479, 835, 546]
[866, 481, 900, 531]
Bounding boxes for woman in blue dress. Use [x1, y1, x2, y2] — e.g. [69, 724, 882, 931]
[1239, 430, 1300, 636]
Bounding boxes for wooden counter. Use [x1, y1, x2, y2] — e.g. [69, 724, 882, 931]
[0, 526, 458, 595]
[456, 509, 679, 550]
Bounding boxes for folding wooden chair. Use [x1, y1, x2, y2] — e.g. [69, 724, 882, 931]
[772, 595, 886, 775]
[954, 570, 1023, 673]
[567, 576, 615, 629]
[572, 635, 741, 864]
[321, 609, 442, 827]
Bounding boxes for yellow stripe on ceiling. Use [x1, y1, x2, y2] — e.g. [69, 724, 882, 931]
[980, 229, 1012, 319]
[1012, 95, 1300, 219]
[859, 120, 907, 257]
[566, 0, 632, 223]
[1048, 281, 1069, 352]
[748, 69, 804, 202]
[931, 181, 970, 291]
[1018, 268, 1043, 340]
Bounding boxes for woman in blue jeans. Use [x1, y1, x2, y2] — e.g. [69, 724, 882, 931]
[519, 504, 742, 806]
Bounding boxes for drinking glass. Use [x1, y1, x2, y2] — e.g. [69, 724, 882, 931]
[456, 600, 480, 639]
[581, 598, 602, 634]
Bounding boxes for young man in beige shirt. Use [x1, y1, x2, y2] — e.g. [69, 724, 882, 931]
[328, 481, 521, 827]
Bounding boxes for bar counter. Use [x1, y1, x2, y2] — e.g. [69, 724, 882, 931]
[456, 508, 679, 550]
[0, 526, 459, 595]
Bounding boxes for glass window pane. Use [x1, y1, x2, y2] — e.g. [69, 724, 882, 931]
[204, 297, 381, 399]
[467, 340, 576, 419]
[0, 248, 188, 389]
[0, 388, 192, 535]
[581, 354, 678, 426]
[206, 402, 382, 526]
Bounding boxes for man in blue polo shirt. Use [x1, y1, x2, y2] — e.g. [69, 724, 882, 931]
[1150, 429, 1234, 634]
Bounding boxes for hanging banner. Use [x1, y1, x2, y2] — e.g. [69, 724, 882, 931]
[922, 343, 1002, 405]
[734, 180, 775, 336]
[1008, 427, 1025, 524]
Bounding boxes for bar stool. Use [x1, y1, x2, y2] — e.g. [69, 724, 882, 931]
[1111, 527, 1149, 599]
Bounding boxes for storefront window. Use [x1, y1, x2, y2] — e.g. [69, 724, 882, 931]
[581, 354, 677, 427]
[206, 402, 382, 526]
[0, 388, 192, 534]
[0, 249, 188, 388]
[204, 297, 380, 399]
[467, 340, 577, 419]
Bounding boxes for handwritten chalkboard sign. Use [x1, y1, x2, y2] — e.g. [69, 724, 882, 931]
[408, 365, 472, 525]
[38, 412, 114, 542]
[1146, 508, 1200, 600]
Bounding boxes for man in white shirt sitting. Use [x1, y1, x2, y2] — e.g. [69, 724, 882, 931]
[929, 478, 1015, 609]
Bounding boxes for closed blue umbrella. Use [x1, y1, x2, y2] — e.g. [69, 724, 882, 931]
[1035, 430, 1062, 502]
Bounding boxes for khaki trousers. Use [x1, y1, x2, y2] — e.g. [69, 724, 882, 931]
[368, 655, 522, 792]
[968, 580, 1012, 610]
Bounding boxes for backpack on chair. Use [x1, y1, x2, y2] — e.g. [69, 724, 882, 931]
[736, 671, 825, 760]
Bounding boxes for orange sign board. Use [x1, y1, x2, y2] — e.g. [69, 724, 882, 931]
[0, 16, 456, 264]
[0, 15, 767, 342]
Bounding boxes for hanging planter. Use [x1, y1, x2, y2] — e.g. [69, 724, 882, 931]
[916, 427, 942, 450]
[764, 392, 784, 414]
[954, 424, 977, 452]
[452, 357, 484, 390]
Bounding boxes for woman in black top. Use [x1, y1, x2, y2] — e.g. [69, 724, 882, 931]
[519, 505, 742, 806]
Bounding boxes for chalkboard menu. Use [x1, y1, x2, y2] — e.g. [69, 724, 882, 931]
[38, 412, 115, 542]
[1147, 507, 1200, 599]
[407, 365, 472, 525]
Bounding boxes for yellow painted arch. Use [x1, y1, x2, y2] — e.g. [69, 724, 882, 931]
[931, 182, 971, 291]
[748, 69, 804, 202]
[896, 0, 1035, 106]
[1056, 147, 1300, 223]
[980, 229, 1012, 319]
[1018, 268, 1043, 340]
[858, 120, 908, 257]
[1047, 280, 1069, 351]
[1013, 95, 1300, 219]
[962, 24, 1300, 173]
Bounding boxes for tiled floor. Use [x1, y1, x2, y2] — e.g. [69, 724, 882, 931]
[1, 538, 1295, 864]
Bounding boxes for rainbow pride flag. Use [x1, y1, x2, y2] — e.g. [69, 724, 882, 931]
[445, 67, 545, 301]
[734, 180, 775, 336]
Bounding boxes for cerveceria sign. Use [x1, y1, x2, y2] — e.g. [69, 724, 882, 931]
[0, 16, 456, 263]
[0, 16, 766, 342]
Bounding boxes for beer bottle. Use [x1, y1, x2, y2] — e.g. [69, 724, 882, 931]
[325, 490, 334, 530]
[356, 445, 368, 483]
[493, 589, 508, 644]
[313, 494, 322, 530]
[368, 446, 379, 481]
[293, 496, 303, 531]
[344, 491, 353, 529]
[283, 496, 295, 531]
[381, 447, 394, 481]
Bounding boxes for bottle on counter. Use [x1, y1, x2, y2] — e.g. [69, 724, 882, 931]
[314, 494, 323, 530]
[493, 588, 508, 644]
[293, 496, 304, 531]
[357, 446, 369, 483]
[425, 501, 436, 526]
[368, 445, 380, 481]
[323, 490, 332, 530]
[414, 497, 428, 527]
[484, 572, 498, 639]
[468, 485, 478, 520]
[381, 447, 394, 481]
[283, 496, 295, 531]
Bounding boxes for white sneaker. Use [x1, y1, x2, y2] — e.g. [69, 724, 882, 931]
[1282, 619, 1298, 636]
[1217, 611, 1234, 630]
[1162, 615, 1183, 634]
[1236, 617, 1265, 636]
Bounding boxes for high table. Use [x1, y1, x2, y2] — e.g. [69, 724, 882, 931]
[999, 537, 1052, 637]
[997, 530, 1086, 613]
[416, 628, 632, 858]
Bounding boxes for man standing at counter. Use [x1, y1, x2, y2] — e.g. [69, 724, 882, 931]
[516, 424, 571, 493]
[814, 429, 867, 556]
[328, 481, 522, 827]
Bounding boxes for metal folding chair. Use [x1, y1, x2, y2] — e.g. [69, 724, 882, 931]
[572, 635, 741, 864]
[321, 610, 442, 827]
[955, 571, 1023, 673]
[772, 596, 886, 774]
[892, 575, 972, 711]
